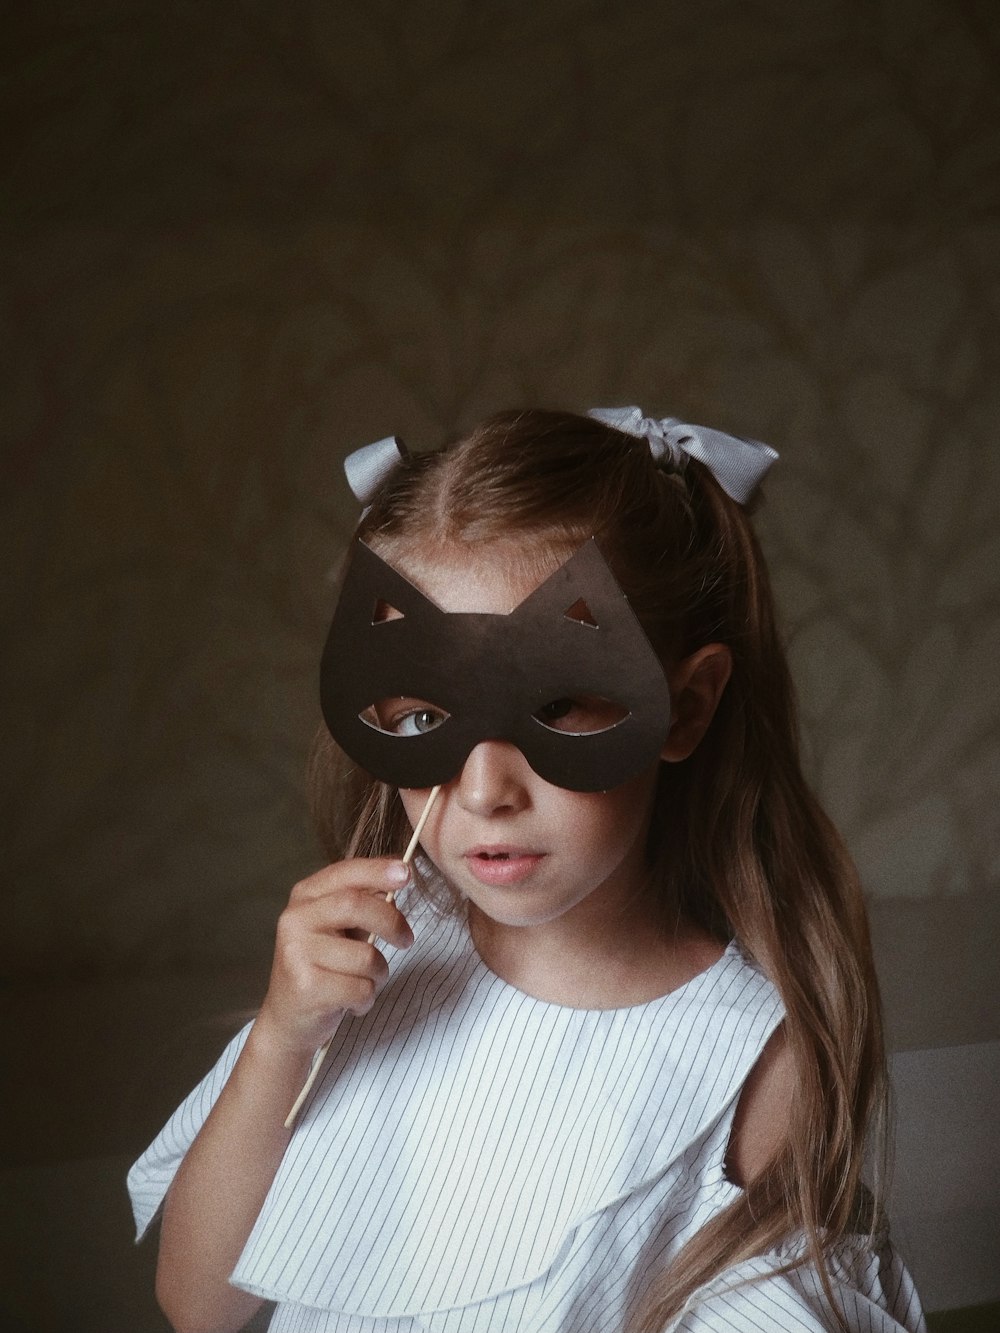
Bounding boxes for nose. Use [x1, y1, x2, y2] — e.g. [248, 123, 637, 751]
[453, 740, 531, 817]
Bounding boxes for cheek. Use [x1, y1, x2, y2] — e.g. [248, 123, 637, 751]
[557, 774, 658, 852]
[397, 789, 422, 822]
[556, 795, 611, 842]
[398, 788, 443, 853]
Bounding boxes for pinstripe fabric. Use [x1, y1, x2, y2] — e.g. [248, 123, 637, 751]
[665, 1243, 926, 1332]
[128, 889, 925, 1333]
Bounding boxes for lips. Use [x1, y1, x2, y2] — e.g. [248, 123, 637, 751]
[463, 845, 545, 886]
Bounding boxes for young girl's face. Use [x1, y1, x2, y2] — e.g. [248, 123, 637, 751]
[387, 544, 663, 931]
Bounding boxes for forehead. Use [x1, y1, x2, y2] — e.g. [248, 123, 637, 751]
[373, 540, 575, 616]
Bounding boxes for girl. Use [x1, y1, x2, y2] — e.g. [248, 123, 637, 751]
[129, 407, 925, 1333]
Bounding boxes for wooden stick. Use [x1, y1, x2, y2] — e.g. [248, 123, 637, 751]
[283, 784, 442, 1129]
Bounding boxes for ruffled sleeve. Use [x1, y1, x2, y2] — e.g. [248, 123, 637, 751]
[666, 1241, 927, 1333]
[126, 1020, 253, 1240]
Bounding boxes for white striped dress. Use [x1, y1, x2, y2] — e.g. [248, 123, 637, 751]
[128, 887, 925, 1333]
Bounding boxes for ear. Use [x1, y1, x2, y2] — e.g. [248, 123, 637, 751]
[660, 643, 733, 763]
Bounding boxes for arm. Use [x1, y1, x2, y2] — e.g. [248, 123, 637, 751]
[725, 1023, 794, 1187]
[155, 857, 414, 1333]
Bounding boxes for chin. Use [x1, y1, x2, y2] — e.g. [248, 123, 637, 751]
[467, 893, 577, 930]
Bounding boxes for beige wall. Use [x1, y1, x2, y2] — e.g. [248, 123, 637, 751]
[7, 0, 998, 1041]
[2, 4, 999, 1323]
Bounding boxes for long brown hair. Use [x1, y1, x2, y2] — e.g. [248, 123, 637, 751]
[308, 409, 888, 1329]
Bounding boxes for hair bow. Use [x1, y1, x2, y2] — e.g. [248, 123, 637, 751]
[587, 406, 778, 505]
[343, 435, 410, 509]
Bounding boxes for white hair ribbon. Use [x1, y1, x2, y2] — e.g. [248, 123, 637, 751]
[587, 406, 778, 505]
[343, 434, 410, 509]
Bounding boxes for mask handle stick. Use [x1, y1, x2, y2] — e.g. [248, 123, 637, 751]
[283, 784, 442, 1130]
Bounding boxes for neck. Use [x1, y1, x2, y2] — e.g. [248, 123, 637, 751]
[467, 872, 722, 1011]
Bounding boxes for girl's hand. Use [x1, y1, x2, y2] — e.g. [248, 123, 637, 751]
[254, 858, 415, 1057]
[155, 860, 412, 1333]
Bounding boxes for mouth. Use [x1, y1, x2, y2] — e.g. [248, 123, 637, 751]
[467, 844, 538, 860]
[463, 846, 545, 886]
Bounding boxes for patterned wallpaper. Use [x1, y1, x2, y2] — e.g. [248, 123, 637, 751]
[3, 0, 999, 1046]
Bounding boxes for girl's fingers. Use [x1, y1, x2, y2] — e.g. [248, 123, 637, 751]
[281, 939, 387, 1018]
[308, 934, 391, 986]
[261, 937, 391, 1035]
[289, 857, 411, 904]
[287, 890, 413, 952]
[262, 857, 417, 1044]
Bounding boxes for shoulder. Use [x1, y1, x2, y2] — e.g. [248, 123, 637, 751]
[665, 1243, 926, 1333]
[725, 1020, 795, 1187]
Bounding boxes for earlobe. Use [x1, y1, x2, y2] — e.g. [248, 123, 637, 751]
[660, 643, 733, 763]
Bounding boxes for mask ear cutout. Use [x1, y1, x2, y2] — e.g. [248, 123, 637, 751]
[563, 597, 598, 628]
[372, 597, 405, 624]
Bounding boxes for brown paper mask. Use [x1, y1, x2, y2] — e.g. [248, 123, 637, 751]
[319, 539, 672, 792]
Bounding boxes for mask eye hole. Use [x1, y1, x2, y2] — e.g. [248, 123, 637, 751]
[372, 598, 405, 624]
[563, 597, 598, 628]
[361, 698, 450, 737]
[534, 695, 629, 735]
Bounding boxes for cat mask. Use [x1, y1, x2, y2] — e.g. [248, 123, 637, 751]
[319, 538, 672, 792]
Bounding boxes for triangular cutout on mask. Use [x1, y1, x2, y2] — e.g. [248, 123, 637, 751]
[372, 597, 405, 624]
[563, 597, 598, 628]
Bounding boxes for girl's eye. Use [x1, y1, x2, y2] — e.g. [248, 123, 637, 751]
[361, 698, 450, 737]
[393, 707, 448, 738]
[534, 695, 629, 734]
[536, 698, 574, 723]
